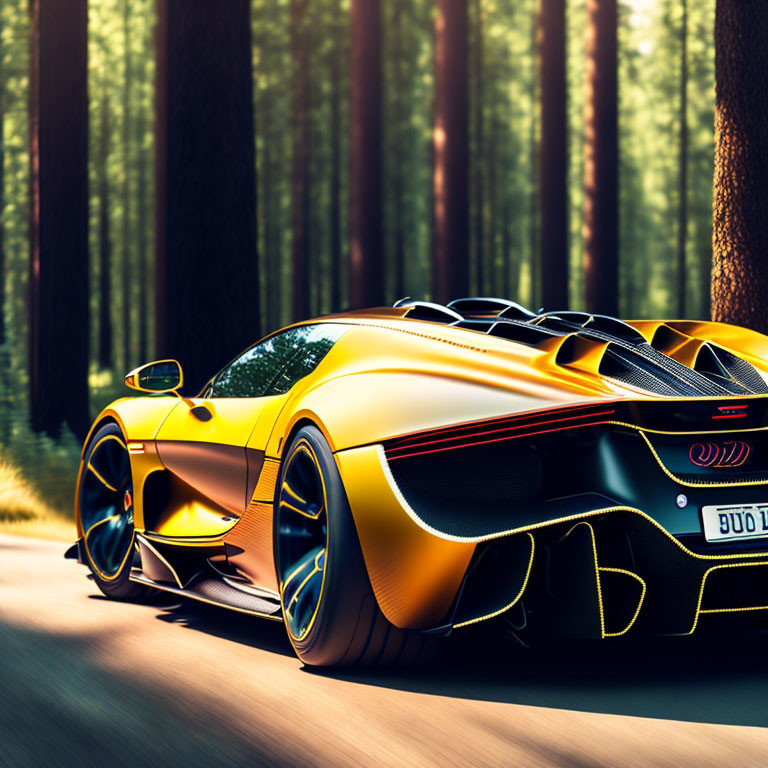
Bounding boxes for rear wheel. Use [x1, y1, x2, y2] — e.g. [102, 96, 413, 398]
[77, 423, 149, 600]
[275, 425, 430, 667]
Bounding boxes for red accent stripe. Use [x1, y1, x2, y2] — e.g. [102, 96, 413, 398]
[385, 400, 620, 446]
[712, 413, 748, 420]
[387, 408, 617, 454]
[718, 404, 748, 410]
[386, 418, 616, 461]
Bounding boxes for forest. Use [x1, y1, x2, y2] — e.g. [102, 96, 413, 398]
[0, 0, 766, 530]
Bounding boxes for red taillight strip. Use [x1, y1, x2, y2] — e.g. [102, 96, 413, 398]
[386, 408, 617, 455]
[386, 418, 617, 461]
[385, 400, 618, 446]
[713, 403, 749, 420]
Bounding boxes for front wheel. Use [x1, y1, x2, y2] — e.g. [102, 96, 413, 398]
[275, 425, 430, 667]
[76, 423, 149, 601]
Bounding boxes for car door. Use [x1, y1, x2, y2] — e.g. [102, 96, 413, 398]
[153, 398, 270, 528]
[153, 325, 351, 541]
[153, 330, 307, 537]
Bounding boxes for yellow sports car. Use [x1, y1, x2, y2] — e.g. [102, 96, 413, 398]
[69, 298, 768, 666]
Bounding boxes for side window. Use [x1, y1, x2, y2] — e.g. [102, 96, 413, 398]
[263, 324, 348, 395]
[210, 324, 349, 398]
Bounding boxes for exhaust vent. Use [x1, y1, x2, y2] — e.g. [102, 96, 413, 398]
[651, 324, 689, 353]
[488, 322, 558, 347]
[597, 347, 687, 397]
[694, 344, 768, 394]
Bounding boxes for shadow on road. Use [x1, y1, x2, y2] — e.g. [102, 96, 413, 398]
[152, 598, 295, 657]
[319, 621, 768, 727]
[0, 618, 299, 768]
[151, 598, 768, 728]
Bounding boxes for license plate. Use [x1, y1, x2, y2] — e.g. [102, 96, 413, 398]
[702, 504, 768, 543]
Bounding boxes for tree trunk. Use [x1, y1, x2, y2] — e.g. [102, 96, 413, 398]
[583, 0, 618, 316]
[470, 0, 484, 296]
[503, 194, 514, 298]
[97, 94, 113, 370]
[0, 13, 5, 347]
[136, 5, 149, 364]
[260, 0, 282, 331]
[529, 8, 540, 310]
[136, 91, 148, 364]
[432, 0, 469, 304]
[121, 0, 132, 370]
[349, 0, 383, 308]
[329, 1, 343, 312]
[155, 0, 259, 394]
[29, 0, 89, 438]
[711, 1, 768, 330]
[392, 0, 406, 301]
[676, 0, 688, 318]
[266, 88, 282, 331]
[539, 0, 569, 310]
[487, 109, 498, 293]
[291, 0, 310, 320]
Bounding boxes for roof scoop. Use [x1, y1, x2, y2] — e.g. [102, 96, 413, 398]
[393, 299, 464, 324]
[448, 297, 536, 320]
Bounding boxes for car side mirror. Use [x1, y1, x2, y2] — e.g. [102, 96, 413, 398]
[125, 360, 183, 394]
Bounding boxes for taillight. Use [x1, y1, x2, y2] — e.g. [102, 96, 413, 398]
[384, 404, 617, 461]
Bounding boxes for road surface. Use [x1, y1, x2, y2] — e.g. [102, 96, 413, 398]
[3, 533, 768, 767]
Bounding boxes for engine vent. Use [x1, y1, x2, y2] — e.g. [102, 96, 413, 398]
[488, 322, 558, 347]
[694, 344, 768, 395]
[598, 347, 691, 397]
[393, 297, 768, 397]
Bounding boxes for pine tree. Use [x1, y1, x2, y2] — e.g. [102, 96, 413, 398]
[29, 0, 89, 438]
[539, 0, 569, 310]
[433, 0, 469, 303]
[349, 0, 384, 308]
[155, 0, 260, 392]
[583, 0, 618, 316]
[711, 0, 768, 331]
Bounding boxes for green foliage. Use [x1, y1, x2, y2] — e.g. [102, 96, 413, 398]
[382, 0, 434, 302]
[0, 348, 80, 517]
[0, 0, 721, 516]
[617, 0, 714, 318]
[89, 0, 155, 373]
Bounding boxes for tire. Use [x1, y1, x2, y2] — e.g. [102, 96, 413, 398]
[274, 425, 432, 667]
[77, 423, 150, 601]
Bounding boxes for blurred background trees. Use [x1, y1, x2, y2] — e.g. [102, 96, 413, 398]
[0, 0, 756, 511]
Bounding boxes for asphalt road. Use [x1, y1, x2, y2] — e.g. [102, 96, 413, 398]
[4, 534, 768, 767]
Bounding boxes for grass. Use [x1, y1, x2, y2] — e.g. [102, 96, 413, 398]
[0, 459, 76, 542]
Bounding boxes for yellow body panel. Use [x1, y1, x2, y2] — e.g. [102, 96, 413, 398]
[335, 444, 475, 629]
[81, 395, 180, 451]
[155, 397, 270, 445]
